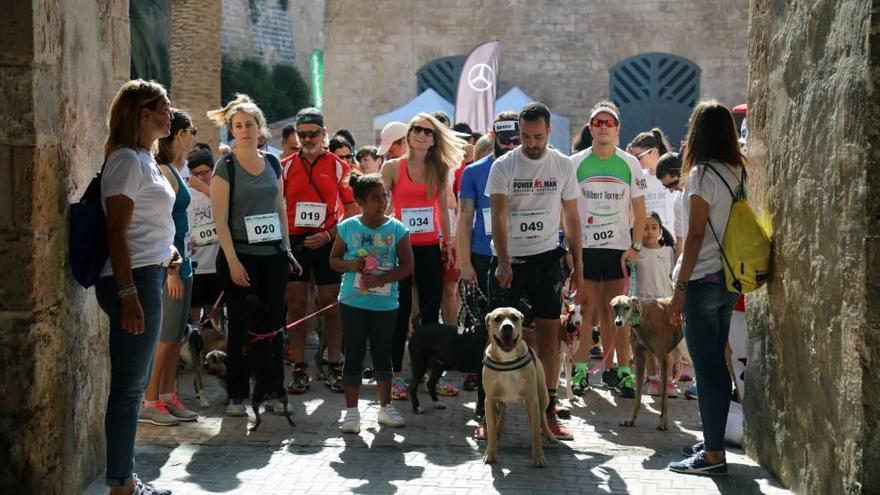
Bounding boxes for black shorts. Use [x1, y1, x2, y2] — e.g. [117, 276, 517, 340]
[288, 234, 341, 286]
[583, 248, 627, 282]
[487, 248, 565, 321]
[190, 273, 222, 308]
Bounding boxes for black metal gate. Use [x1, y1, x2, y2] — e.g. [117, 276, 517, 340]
[417, 55, 466, 103]
[610, 52, 701, 150]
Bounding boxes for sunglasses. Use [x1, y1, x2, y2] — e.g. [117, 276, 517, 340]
[296, 129, 323, 140]
[635, 148, 654, 160]
[497, 133, 521, 146]
[662, 178, 680, 190]
[590, 118, 618, 128]
[410, 125, 435, 137]
[337, 154, 354, 161]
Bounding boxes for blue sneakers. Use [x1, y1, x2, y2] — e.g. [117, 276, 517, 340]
[681, 440, 705, 456]
[668, 451, 727, 476]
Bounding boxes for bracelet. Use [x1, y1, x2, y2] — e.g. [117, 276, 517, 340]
[117, 284, 138, 298]
[673, 280, 688, 292]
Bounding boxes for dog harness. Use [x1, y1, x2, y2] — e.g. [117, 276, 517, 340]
[483, 346, 535, 372]
[627, 298, 643, 328]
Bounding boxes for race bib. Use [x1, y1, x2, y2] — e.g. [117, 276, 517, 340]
[401, 207, 434, 234]
[583, 217, 624, 248]
[192, 222, 218, 247]
[294, 201, 327, 228]
[354, 272, 392, 296]
[510, 209, 551, 243]
[244, 213, 282, 244]
[482, 207, 493, 235]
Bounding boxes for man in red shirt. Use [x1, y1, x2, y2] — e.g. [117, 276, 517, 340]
[284, 108, 358, 394]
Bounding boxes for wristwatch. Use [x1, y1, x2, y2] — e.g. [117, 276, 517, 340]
[631, 241, 642, 252]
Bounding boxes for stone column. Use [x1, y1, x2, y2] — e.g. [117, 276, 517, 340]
[0, 0, 128, 492]
[745, 0, 879, 493]
[170, 0, 222, 153]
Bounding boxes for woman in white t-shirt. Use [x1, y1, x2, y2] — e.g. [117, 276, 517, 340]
[94, 80, 179, 495]
[667, 101, 745, 476]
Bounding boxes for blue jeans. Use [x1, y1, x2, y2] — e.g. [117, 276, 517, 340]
[95, 265, 166, 486]
[683, 272, 739, 452]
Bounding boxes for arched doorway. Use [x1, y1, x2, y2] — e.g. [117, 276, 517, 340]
[417, 55, 466, 103]
[609, 52, 700, 149]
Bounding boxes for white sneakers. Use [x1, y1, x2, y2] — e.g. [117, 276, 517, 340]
[378, 404, 406, 428]
[341, 408, 361, 434]
[340, 404, 406, 432]
[225, 400, 247, 417]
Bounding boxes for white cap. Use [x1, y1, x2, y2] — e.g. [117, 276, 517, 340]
[589, 106, 620, 123]
[377, 122, 408, 156]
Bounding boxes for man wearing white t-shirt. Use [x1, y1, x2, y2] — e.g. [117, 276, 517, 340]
[486, 102, 583, 440]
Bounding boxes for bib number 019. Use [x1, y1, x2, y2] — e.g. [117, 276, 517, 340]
[300, 211, 320, 222]
[519, 221, 544, 233]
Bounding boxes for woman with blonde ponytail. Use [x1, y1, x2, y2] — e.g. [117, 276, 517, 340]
[208, 94, 301, 417]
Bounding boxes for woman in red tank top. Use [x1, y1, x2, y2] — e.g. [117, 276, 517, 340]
[380, 113, 465, 400]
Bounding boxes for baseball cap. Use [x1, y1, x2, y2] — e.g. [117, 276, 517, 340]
[377, 121, 408, 156]
[589, 106, 620, 123]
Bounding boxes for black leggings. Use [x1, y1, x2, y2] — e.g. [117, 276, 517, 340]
[340, 304, 396, 385]
[217, 250, 288, 400]
[392, 243, 443, 372]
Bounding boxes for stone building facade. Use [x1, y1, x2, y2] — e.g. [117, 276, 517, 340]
[319, 0, 750, 147]
[0, 0, 129, 492]
[744, 0, 879, 493]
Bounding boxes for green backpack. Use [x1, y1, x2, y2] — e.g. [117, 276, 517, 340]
[705, 163, 772, 294]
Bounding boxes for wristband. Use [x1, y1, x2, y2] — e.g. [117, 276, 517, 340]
[117, 284, 138, 298]
[673, 280, 688, 292]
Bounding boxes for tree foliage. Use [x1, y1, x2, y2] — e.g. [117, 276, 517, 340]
[221, 58, 311, 124]
[130, 0, 170, 88]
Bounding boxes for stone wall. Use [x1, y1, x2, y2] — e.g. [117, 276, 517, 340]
[744, 0, 879, 493]
[0, 0, 128, 492]
[171, 0, 222, 152]
[222, 0, 297, 67]
[320, 0, 749, 147]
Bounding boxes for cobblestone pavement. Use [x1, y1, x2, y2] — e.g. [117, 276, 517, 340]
[85, 356, 790, 495]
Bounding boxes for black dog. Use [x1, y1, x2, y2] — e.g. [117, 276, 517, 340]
[408, 323, 488, 418]
[241, 295, 295, 432]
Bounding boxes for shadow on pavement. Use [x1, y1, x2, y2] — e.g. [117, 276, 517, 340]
[329, 432, 425, 494]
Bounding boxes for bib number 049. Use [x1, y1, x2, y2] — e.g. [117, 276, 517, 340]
[519, 221, 544, 232]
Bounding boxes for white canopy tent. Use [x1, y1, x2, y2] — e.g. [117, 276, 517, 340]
[372, 88, 455, 132]
[372, 86, 572, 152]
[494, 87, 572, 153]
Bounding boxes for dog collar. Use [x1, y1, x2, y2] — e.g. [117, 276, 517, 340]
[483, 347, 535, 372]
[627, 299, 642, 328]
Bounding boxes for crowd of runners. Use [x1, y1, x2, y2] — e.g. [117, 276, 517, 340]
[94, 79, 747, 494]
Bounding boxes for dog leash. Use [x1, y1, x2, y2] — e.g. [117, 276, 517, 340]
[457, 281, 488, 327]
[248, 292, 360, 344]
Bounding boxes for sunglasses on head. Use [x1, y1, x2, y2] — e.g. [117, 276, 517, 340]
[590, 118, 618, 128]
[296, 129, 322, 140]
[662, 178, 680, 190]
[410, 125, 434, 137]
[635, 148, 654, 160]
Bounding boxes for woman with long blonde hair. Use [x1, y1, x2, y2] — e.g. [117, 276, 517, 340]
[208, 94, 300, 417]
[95, 79, 178, 495]
[380, 113, 465, 399]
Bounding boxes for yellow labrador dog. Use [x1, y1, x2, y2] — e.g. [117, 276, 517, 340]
[482, 307, 557, 467]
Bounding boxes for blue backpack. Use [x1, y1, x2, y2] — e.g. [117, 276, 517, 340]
[69, 163, 108, 288]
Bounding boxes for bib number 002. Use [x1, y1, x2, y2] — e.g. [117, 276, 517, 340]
[591, 230, 614, 241]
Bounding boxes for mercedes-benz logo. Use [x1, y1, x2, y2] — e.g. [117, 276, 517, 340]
[467, 63, 494, 92]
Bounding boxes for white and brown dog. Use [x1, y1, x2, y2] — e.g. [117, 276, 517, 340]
[482, 307, 558, 467]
